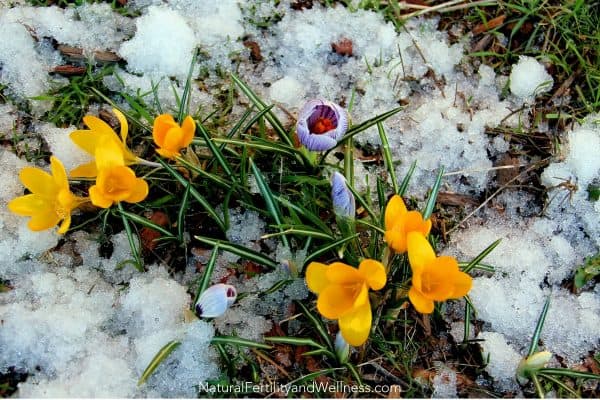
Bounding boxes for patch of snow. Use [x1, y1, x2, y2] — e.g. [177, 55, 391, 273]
[509, 56, 553, 100]
[432, 362, 458, 398]
[477, 331, 521, 392]
[119, 7, 196, 79]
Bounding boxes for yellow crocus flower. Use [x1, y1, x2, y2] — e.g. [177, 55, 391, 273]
[384, 195, 432, 253]
[152, 114, 196, 159]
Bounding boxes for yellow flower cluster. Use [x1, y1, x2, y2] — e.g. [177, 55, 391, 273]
[305, 195, 473, 347]
[384, 195, 472, 314]
[8, 110, 196, 234]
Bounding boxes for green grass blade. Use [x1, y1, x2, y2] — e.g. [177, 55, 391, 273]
[538, 368, 600, 380]
[398, 160, 417, 196]
[262, 226, 334, 241]
[177, 52, 196, 123]
[462, 239, 501, 274]
[422, 166, 444, 220]
[538, 373, 580, 397]
[345, 183, 377, 220]
[117, 208, 176, 240]
[177, 183, 192, 242]
[264, 336, 326, 350]
[262, 279, 293, 295]
[338, 107, 403, 145]
[273, 195, 332, 235]
[175, 156, 233, 191]
[230, 73, 294, 147]
[193, 246, 219, 306]
[527, 296, 551, 357]
[194, 236, 279, 269]
[196, 122, 235, 180]
[459, 261, 495, 273]
[157, 158, 226, 232]
[241, 105, 275, 135]
[210, 137, 297, 158]
[249, 158, 290, 250]
[304, 234, 360, 265]
[377, 122, 399, 194]
[464, 299, 472, 344]
[344, 362, 363, 385]
[531, 373, 545, 398]
[295, 301, 333, 350]
[116, 203, 143, 272]
[302, 348, 336, 358]
[211, 335, 272, 350]
[138, 340, 181, 385]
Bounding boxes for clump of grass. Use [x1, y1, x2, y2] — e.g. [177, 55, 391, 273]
[33, 63, 116, 127]
[467, 0, 599, 120]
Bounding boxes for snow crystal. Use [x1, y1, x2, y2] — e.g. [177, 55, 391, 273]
[119, 268, 191, 336]
[478, 331, 521, 391]
[141, 320, 218, 398]
[0, 20, 51, 104]
[432, 363, 458, 398]
[38, 123, 91, 172]
[450, 216, 600, 363]
[509, 56, 553, 100]
[269, 76, 306, 107]
[119, 6, 197, 79]
[73, 231, 141, 284]
[2, 4, 131, 51]
[541, 116, 600, 247]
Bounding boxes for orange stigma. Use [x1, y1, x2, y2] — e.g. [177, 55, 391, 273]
[312, 117, 336, 134]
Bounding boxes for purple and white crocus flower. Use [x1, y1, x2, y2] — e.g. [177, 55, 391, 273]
[195, 284, 237, 318]
[296, 99, 349, 151]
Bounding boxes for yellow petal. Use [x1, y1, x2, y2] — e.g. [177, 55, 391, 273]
[384, 195, 407, 230]
[70, 162, 98, 178]
[8, 194, 50, 215]
[95, 138, 125, 170]
[19, 167, 56, 196]
[27, 211, 60, 232]
[57, 214, 71, 234]
[89, 185, 114, 208]
[153, 114, 176, 147]
[420, 263, 455, 301]
[50, 156, 68, 189]
[405, 210, 431, 236]
[305, 262, 330, 294]
[450, 270, 473, 298]
[181, 115, 196, 146]
[156, 148, 179, 159]
[358, 259, 386, 290]
[407, 232, 435, 273]
[352, 283, 369, 308]
[384, 229, 407, 253]
[338, 302, 372, 346]
[83, 115, 117, 138]
[408, 286, 434, 314]
[317, 284, 356, 319]
[69, 129, 99, 155]
[112, 108, 128, 143]
[325, 262, 364, 284]
[124, 177, 149, 204]
[163, 127, 185, 151]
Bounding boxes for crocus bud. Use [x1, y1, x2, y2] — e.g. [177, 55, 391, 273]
[335, 331, 350, 363]
[516, 351, 552, 384]
[195, 284, 237, 318]
[331, 171, 355, 219]
[296, 99, 348, 151]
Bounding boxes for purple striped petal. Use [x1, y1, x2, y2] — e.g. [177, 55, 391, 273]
[296, 99, 349, 151]
[331, 171, 355, 218]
